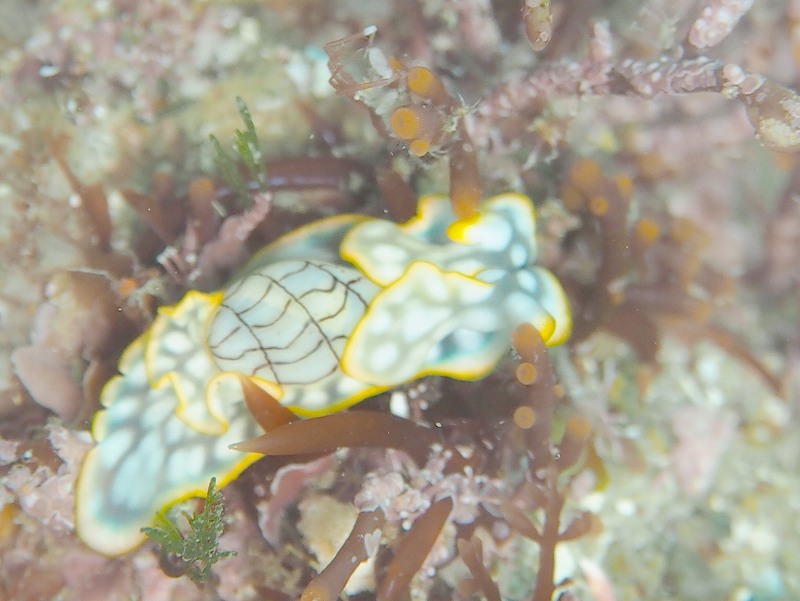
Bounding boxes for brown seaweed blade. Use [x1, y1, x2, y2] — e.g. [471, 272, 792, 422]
[300, 509, 386, 601]
[239, 377, 298, 432]
[376, 167, 418, 223]
[377, 496, 454, 601]
[511, 323, 560, 473]
[456, 536, 502, 601]
[231, 411, 439, 465]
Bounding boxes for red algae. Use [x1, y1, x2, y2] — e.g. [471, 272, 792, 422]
[2, 1, 798, 601]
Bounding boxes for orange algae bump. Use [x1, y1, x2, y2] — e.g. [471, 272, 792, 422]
[565, 415, 592, 440]
[390, 105, 441, 141]
[569, 158, 603, 192]
[515, 361, 538, 385]
[389, 105, 442, 157]
[588, 196, 609, 217]
[407, 66, 450, 105]
[408, 138, 431, 157]
[635, 218, 661, 246]
[513, 405, 537, 429]
[512, 322, 543, 362]
[390, 106, 425, 140]
[615, 175, 633, 199]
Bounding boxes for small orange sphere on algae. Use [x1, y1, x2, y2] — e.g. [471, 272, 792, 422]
[568, 158, 603, 192]
[513, 405, 537, 429]
[390, 105, 441, 141]
[408, 138, 431, 158]
[588, 195, 609, 217]
[407, 66, 450, 105]
[512, 322, 543, 362]
[515, 361, 538, 385]
[634, 217, 661, 246]
[389, 105, 443, 157]
[614, 175, 633, 198]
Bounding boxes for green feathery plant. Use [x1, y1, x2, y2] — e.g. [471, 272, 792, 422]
[141, 477, 236, 584]
[209, 96, 266, 208]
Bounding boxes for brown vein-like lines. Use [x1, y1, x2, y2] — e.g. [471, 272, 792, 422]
[208, 260, 372, 387]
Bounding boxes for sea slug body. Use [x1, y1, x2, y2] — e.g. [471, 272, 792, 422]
[76, 192, 571, 555]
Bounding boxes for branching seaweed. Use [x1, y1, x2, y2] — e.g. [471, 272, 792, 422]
[209, 96, 266, 208]
[141, 477, 236, 585]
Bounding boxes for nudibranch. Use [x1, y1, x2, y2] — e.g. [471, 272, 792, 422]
[76, 193, 571, 555]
